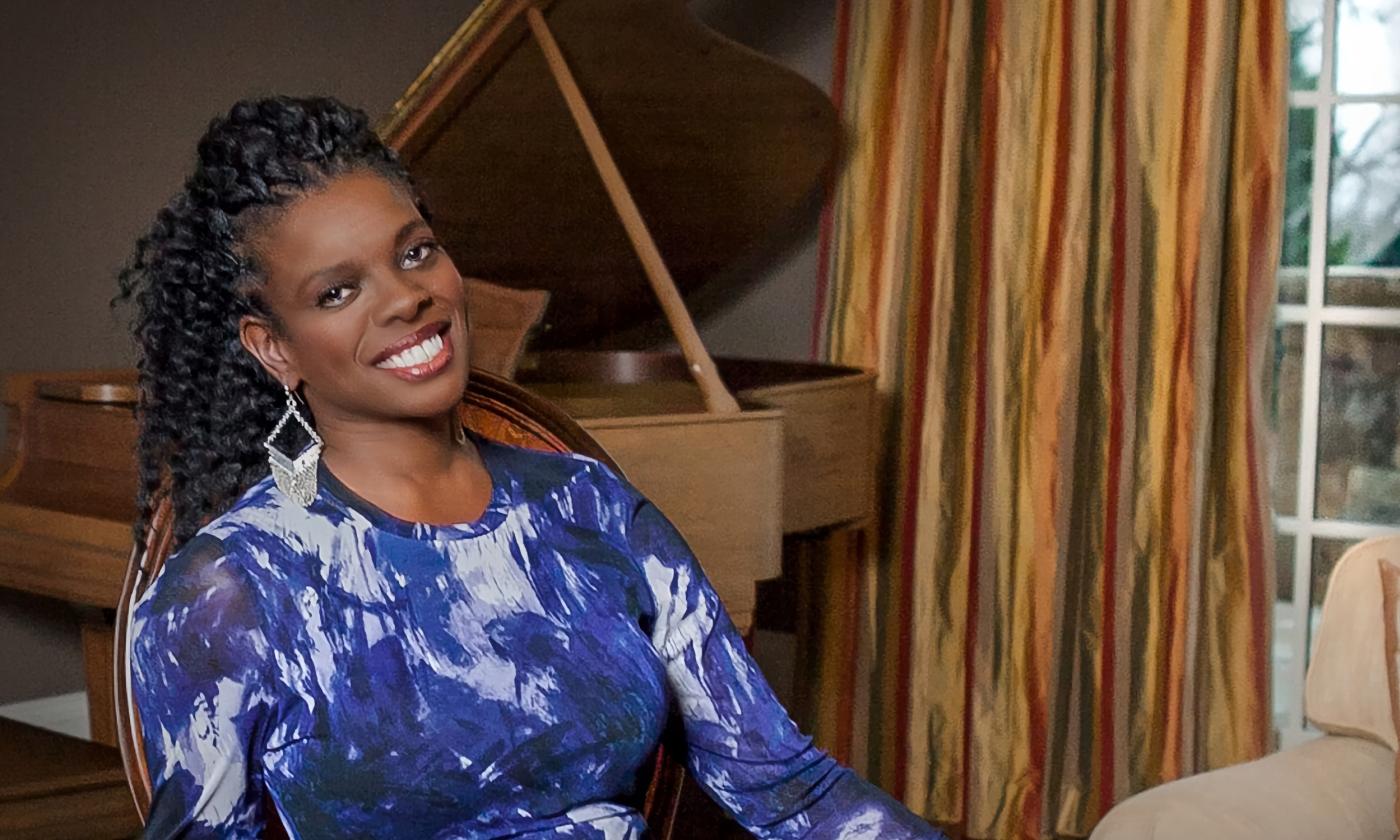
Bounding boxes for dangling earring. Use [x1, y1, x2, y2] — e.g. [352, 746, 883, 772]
[265, 384, 323, 507]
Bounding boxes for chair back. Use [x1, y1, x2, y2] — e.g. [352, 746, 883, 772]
[113, 370, 687, 833]
[1304, 534, 1400, 749]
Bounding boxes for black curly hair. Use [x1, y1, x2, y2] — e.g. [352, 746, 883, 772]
[114, 95, 427, 548]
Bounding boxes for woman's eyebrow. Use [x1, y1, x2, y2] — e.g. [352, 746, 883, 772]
[394, 218, 429, 246]
[298, 259, 359, 294]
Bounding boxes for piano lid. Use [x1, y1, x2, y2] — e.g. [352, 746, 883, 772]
[379, 0, 839, 349]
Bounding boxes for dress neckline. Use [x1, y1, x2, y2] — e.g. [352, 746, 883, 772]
[314, 430, 512, 541]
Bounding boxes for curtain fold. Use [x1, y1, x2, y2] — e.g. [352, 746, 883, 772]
[801, 1, 1286, 837]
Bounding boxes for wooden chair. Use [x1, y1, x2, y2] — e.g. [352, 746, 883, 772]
[113, 370, 690, 838]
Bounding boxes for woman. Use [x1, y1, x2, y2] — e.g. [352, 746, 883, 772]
[119, 95, 944, 839]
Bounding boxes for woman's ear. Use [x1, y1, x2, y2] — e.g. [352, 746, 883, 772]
[239, 315, 300, 390]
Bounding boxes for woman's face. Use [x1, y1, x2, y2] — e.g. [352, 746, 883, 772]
[239, 169, 470, 429]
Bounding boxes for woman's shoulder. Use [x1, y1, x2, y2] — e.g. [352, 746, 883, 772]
[134, 476, 304, 619]
[135, 531, 248, 607]
[129, 527, 285, 707]
[477, 434, 617, 482]
[478, 436, 638, 509]
[130, 534, 274, 669]
[473, 436, 641, 534]
[195, 469, 354, 564]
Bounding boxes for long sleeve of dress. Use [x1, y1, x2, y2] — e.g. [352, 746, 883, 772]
[627, 501, 947, 840]
[129, 535, 279, 840]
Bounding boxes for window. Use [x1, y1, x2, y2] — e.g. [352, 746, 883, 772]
[1273, 0, 1400, 748]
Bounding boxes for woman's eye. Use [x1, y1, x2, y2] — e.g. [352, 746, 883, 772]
[401, 240, 439, 269]
[316, 283, 355, 308]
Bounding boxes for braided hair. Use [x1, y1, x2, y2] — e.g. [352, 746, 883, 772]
[115, 95, 426, 548]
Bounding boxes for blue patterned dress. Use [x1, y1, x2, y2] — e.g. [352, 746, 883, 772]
[131, 434, 945, 839]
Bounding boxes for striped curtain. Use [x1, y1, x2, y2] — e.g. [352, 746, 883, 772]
[802, 1, 1286, 837]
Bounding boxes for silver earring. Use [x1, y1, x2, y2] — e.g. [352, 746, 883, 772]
[265, 385, 323, 507]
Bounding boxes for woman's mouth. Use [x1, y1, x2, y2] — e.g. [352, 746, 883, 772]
[372, 324, 454, 382]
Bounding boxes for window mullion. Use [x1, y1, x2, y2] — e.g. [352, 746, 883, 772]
[1284, 0, 1339, 745]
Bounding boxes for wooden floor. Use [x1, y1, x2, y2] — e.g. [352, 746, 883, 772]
[0, 717, 140, 840]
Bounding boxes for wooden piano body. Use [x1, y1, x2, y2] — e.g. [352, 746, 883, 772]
[0, 371, 140, 838]
[376, 0, 875, 630]
[0, 0, 873, 835]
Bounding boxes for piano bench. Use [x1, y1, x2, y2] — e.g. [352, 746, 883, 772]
[0, 716, 140, 840]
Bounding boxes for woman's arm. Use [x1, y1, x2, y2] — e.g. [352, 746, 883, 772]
[627, 500, 947, 840]
[130, 535, 278, 839]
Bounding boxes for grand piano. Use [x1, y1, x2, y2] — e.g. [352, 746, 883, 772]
[0, 0, 872, 835]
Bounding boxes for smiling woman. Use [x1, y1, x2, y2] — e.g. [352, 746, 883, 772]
[113, 95, 945, 839]
[234, 170, 490, 527]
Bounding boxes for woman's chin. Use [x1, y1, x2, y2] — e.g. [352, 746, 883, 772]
[372, 361, 470, 418]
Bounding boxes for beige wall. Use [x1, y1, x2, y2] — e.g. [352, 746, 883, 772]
[0, 0, 834, 704]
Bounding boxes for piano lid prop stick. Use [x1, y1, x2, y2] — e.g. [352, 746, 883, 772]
[523, 5, 742, 415]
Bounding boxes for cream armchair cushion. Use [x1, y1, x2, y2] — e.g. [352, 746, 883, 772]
[1299, 534, 1400, 744]
[1089, 735, 1393, 839]
[1379, 556, 1400, 834]
[1305, 537, 1400, 750]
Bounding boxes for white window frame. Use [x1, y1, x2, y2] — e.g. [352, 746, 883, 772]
[1275, 0, 1400, 750]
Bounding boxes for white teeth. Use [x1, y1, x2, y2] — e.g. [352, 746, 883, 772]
[376, 332, 445, 370]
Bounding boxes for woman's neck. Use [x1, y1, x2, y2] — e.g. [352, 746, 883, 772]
[312, 411, 492, 525]
[317, 412, 461, 478]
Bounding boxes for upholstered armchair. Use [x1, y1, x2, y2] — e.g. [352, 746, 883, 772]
[1092, 536, 1400, 840]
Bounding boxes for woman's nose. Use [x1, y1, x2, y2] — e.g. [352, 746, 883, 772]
[374, 271, 432, 325]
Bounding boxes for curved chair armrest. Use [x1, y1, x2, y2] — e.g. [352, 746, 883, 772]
[1090, 735, 1395, 840]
